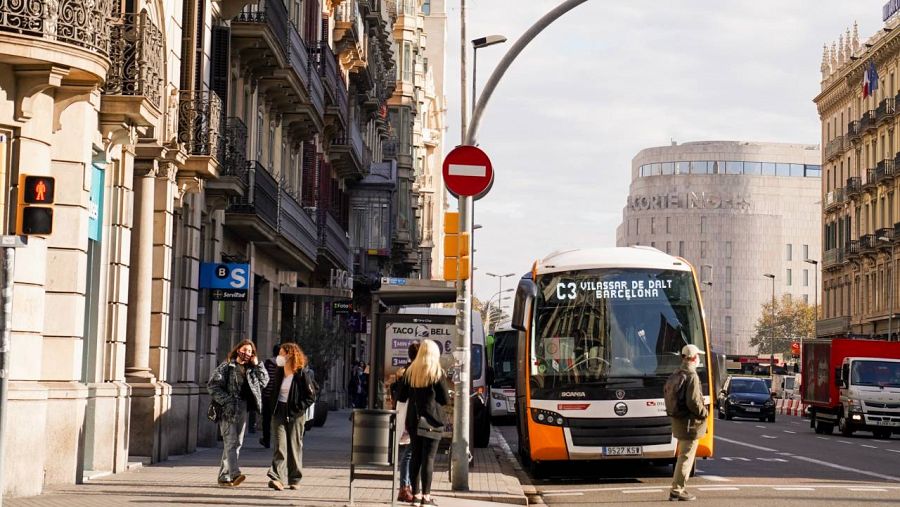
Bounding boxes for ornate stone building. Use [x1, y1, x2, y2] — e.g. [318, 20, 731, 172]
[0, 0, 440, 498]
[816, 18, 900, 340]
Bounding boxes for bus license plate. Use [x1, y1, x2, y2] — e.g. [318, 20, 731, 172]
[604, 446, 642, 457]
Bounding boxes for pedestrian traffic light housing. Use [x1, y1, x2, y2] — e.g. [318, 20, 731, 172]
[16, 174, 55, 235]
[443, 211, 470, 281]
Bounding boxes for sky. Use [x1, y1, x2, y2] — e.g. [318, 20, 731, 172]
[435, 0, 884, 310]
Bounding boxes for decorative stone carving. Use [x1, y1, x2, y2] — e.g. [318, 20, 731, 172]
[166, 87, 179, 145]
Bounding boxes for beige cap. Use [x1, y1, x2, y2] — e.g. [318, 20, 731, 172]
[681, 344, 705, 358]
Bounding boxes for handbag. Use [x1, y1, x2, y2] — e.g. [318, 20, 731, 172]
[416, 416, 443, 440]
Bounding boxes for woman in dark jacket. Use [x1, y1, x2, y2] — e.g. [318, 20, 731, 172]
[207, 339, 269, 487]
[266, 342, 316, 491]
[397, 340, 450, 506]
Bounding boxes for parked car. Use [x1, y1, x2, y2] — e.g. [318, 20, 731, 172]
[717, 376, 776, 422]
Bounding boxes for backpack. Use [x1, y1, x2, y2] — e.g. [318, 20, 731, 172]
[663, 369, 688, 417]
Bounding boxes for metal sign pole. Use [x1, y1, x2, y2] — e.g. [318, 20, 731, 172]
[0, 235, 25, 505]
[451, 195, 472, 491]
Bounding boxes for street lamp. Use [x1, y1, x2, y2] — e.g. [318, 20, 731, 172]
[764, 273, 776, 378]
[471, 35, 508, 115]
[878, 236, 894, 340]
[486, 272, 516, 316]
[804, 258, 819, 371]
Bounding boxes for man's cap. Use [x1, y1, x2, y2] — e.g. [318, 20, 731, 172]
[681, 344, 705, 358]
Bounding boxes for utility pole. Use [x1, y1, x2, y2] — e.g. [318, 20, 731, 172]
[451, 0, 471, 491]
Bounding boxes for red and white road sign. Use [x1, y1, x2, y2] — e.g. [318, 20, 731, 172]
[442, 145, 494, 199]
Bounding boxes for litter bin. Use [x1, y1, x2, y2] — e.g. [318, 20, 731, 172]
[350, 409, 399, 505]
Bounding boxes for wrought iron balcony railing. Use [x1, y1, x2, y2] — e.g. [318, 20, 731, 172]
[825, 136, 845, 161]
[319, 42, 349, 121]
[104, 12, 164, 109]
[865, 168, 878, 188]
[178, 90, 224, 161]
[824, 188, 846, 211]
[0, 0, 113, 57]
[877, 97, 896, 123]
[847, 120, 862, 141]
[307, 46, 325, 119]
[222, 117, 248, 177]
[875, 227, 894, 245]
[286, 22, 309, 88]
[861, 110, 877, 132]
[847, 239, 860, 257]
[279, 187, 318, 260]
[229, 161, 279, 229]
[860, 234, 877, 252]
[234, 0, 288, 58]
[823, 247, 845, 270]
[846, 176, 862, 197]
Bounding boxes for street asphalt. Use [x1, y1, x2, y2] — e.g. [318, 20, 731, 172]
[495, 414, 900, 506]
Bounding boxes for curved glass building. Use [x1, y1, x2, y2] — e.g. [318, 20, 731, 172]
[616, 141, 822, 355]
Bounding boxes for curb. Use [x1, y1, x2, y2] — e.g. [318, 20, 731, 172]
[493, 427, 540, 505]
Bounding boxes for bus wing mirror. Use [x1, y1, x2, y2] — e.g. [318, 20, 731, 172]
[511, 278, 536, 332]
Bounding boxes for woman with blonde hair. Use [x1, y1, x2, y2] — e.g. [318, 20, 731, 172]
[208, 339, 269, 487]
[397, 340, 450, 506]
[266, 342, 318, 491]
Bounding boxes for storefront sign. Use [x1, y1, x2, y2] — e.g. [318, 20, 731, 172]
[329, 268, 353, 291]
[88, 165, 104, 241]
[627, 191, 750, 212]
[200, 262, 249, 301]
[332, 300, 353, 314]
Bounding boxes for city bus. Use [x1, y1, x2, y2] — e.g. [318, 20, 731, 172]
[511, 246, 715, 474]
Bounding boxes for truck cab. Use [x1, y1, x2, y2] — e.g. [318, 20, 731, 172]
[836, 357, 900, 438]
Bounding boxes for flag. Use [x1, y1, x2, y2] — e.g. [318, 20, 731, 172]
[863, 63, 871, 98]
[871, 61, 880, 95]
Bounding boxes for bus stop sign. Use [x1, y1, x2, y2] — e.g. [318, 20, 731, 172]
[442, 145, 494, 199]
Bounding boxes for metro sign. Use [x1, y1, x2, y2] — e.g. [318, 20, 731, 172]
[442, 145, 494, 199]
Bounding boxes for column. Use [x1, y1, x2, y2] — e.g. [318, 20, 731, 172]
[125, 159, 167, 462]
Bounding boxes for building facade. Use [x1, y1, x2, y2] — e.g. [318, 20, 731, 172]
[0, 0, 441, 498]
[616, 141, 822, 354]
[816, 17, 900, 340]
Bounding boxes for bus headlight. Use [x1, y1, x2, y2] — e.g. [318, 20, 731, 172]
[531, 408, 565, 427]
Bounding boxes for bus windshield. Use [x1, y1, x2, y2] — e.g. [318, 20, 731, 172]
[531, 268, 706, 387]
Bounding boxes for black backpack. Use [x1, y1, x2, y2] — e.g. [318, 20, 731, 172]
[663, 369, 688, 417]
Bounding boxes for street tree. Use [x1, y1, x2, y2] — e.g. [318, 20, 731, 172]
[750, 294, 814, 357]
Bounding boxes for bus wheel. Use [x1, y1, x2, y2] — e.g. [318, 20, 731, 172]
[529, 461, 547, 480]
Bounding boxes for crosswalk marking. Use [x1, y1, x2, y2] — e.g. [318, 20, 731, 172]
[849, 488, 888, 492]
[816, 436, 831, 440]
[621, 489, 663, 494]
[775, 487, 815, 491]
[887, 449, 900, 454]
[783, 430, 796, 434]
[701, 475, 731, 482]
[838, 440, 854, 444]
[697, 487, 739, 491]
[761, 435, 777, 439]
[861, 445, 878, 449]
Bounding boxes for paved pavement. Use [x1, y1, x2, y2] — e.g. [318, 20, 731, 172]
[8, 410, 526, 506]
[496, 416, 900, 506]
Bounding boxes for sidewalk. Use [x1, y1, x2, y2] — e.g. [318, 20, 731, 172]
[8, 410, 527, 507]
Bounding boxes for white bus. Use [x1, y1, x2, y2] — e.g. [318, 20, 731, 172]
[511, 247, 715, 474]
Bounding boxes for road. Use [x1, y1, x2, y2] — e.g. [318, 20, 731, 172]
[495, 415, 900, 505]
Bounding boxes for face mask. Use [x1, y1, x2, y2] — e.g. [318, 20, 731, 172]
[276, 355, 286, 367]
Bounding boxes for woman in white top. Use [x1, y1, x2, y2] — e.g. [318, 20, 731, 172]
[266, 342, 315, 491]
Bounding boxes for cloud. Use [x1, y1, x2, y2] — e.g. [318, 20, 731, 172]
[435, 0, 883, 300]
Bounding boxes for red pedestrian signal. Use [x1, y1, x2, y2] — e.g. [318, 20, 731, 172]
[17, 175, 55, 235]
[22, 176, 55, 204]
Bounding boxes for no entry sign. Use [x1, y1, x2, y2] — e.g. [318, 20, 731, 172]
[442, 145, 494, 199]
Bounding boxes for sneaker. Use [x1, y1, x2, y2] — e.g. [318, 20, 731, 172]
[669, 490, 696, 501]
[268, 479, 284, 491]
[217, 479, 233, 487]
[420, 497, 438, 506]
[397, 485, 413, 502]
[231, 474, 246, 487]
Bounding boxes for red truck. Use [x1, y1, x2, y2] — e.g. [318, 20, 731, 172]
[802, 338, 900, 438]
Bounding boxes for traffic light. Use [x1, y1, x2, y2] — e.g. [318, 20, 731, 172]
[443, 211, 470, 281]
[16, 174, 55, 235]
